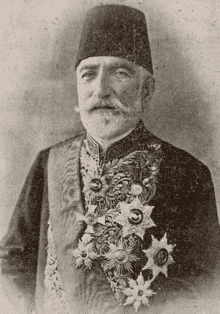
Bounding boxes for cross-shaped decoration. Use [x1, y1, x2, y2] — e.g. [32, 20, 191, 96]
[75, 204, 106, 233]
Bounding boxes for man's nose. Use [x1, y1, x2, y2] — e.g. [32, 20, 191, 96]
[93, 70, 111, 98]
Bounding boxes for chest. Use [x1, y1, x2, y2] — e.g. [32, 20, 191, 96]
[76, 146, 197, 307]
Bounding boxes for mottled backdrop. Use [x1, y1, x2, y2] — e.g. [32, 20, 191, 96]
[0, 0, 220, 239]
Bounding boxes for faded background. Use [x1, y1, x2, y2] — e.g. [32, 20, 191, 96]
[0, 0, 220, 240]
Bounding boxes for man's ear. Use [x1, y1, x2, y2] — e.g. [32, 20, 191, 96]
[142, 76, 155, 103]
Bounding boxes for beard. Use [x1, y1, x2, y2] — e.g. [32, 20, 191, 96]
[79, 94, 143, 140]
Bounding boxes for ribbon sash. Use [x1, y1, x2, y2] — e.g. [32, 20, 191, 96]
[48, 137, 122, 314]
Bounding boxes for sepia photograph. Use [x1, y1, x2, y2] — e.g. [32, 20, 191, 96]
[0, 0, 220, 313]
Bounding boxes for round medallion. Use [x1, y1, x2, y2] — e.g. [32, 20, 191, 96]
[90, 178, 102, 192]
[115, 249, 128, 264]
[137, 289, 144, 297]
[80, 250, 88, 259]
[154, 248, 169, 267]
[131, 184, 143, 196]
[128, 208, 144, 225]
[85, 213, 97, 225]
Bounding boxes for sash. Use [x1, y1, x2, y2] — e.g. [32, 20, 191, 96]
[48, 137, 123, 314]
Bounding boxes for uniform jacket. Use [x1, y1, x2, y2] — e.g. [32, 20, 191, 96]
[0, 121, 220, 314]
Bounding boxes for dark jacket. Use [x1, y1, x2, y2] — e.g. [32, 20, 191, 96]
[1, 128, 220, 314]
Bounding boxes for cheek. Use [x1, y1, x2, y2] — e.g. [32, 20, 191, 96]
[77, 86, 90, 107]
[117, 81, 140, 101]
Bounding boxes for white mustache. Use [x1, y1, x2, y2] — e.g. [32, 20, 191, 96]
[86, 94, 124, 112]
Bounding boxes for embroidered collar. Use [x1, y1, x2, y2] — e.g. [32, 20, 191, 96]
[84, 120, 152, 162]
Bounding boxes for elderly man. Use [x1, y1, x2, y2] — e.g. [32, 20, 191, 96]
[1, 4, 220, 314]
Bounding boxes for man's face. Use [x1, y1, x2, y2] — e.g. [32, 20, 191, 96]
[76, 56, 145, 140]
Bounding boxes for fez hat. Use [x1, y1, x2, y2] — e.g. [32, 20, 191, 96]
[75, 4, 153, 74]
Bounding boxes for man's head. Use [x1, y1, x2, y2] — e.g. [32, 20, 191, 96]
[75, 5, 154, 141]
[77, 56, 154, 140]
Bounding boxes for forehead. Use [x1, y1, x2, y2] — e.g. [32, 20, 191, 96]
[77, 56, 139, 72]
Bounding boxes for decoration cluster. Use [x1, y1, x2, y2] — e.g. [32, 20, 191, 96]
[71, 142, 176, 313]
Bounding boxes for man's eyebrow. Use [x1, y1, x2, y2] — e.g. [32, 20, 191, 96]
[108, 62, 137, 74]
[78, 65, 99, 73]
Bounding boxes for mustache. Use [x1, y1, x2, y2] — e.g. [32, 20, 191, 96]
[85, 95, 125, 112]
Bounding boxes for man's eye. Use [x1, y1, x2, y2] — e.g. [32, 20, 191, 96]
[82, 72, 95, 79]
[115, 70, 129, 78]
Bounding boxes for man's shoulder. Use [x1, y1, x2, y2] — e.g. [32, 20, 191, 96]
[39, 131, 86, 154]
[161, 139, 208, 172]
[33, 131, 86, 168]
[143, 128, 211, 186]
[156, 137, 212, 187]
[50, 132, 86, 150]
[142, 126, 209, 174]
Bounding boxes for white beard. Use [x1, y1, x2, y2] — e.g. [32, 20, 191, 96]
[79, 94, 143, 141]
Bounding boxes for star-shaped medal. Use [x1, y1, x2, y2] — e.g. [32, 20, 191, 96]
[142, 233, 176, 278]
[117, 198, 155, 239]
